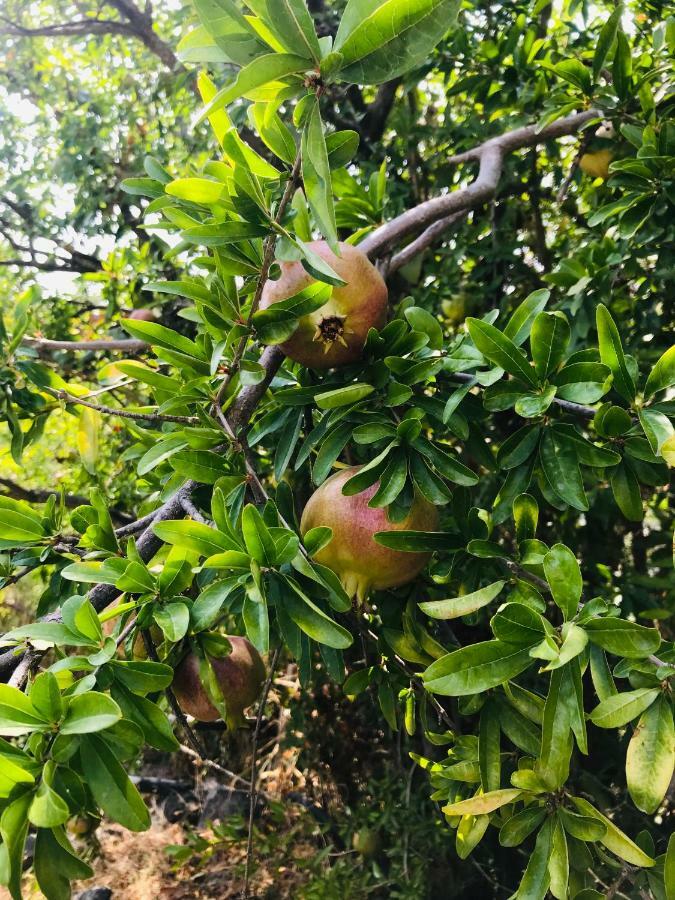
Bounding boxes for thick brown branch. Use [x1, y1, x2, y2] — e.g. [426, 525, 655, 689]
[360, 109, 599, 260]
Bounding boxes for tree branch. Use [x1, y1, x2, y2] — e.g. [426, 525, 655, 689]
[243, 645, 280, 899]
[448, 371, 597, 419]
[386, 212, 467, 276]
[43, 386, 199, 425]
[360, 109, 599, 261]
[21, 337, 148, 353]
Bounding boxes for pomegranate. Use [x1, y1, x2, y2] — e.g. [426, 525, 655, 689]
[128, 308, 156, 321]
[172, 636, 266, 728]
[259, 240, 387, 369]
[300, 466, 439, 602]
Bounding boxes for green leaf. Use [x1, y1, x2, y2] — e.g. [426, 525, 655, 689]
[538, 668, 573, 790]
[498, 425, 541, 470]
[378, 680, 397, 731]
[110, 684, 179, 753]
[540, 429, 588, 511]
[154, 602, 190, 643]
[253, 307, 300, 344]
[30, 672, 62, 725]
[79, 735, 150, 832]
[503, 289, 550, 346]
[666, 834, 675, 900]
[645, 345, 675, 398]
[60, 692, 122, 735]
[241, 504, 277, 565]
[558, 808, 606, 842]
[283, 577, 353, 649]
[196, 53, 308, 124]
[442, 788, 521, 817]
[491, 603, 546, 648]
[334, 0, 459, 84]
[315, 383, 375, 409]
[613, 28, 632, 100]
[593, 4, 623, 80]
[596, 304, 636, 402]
[373, 530, 454, 552]
[553, 58, 592, 94]
[121, 319, 204, 360]
[192, 0, 270, 66]
[626, 695, 674, 814]
[29, 782, 69, 829]
[301, 99, 338, 251]
[0, 497, 46, 548]
[515, 818, 553, 900]
[467, 318, 538, 387]
[0, 791, 31, 899]
[479, 699, 501, 792]
[245, 0, 321, 61]
[153, 520, 239, 556]
[244, 580, 269, 655]
[110, 660, 174, 695]
[170, 450, 230, 484]
[589, 688, 660, 728]
[584, 617, 661, 658]
[543, 544, 581, 621]
[530, 312, 570, 380]
[34, 827, 93, 900]
[419, 581, 506, 620]
[610, 461, 643, 521]
[639, 409, 673, 457]
[404, 306, 444, 350]
[549, 817, 569, 900]
[570, 796, 655, 867]
[513, 493, 538, 543]
[514, 386, 557, 419]
[0, 684, 48, 737]
[423, 641, 533, 696]
[500, 806, 547, 847]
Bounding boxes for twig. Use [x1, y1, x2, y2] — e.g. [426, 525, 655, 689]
[180, 495, 210, 524]
[44, 387, 199, 424]
[215, 154, 302, 412]
[115, 616, 138, 648]
[243, 645, 280, 899]
[556, 128, 594, 203]
[115, 510, 159, 537]
[386, 212, 467, 277]
[447, 371, 597, 419]
[22, 336, 148, 353]
[8, 650, 38, 689]
[179, 744, 255, 792]
[361, 625, 457, 732]
[141, 629, 209, 758]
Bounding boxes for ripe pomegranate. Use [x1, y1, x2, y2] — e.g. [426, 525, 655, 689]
[172, 637, 266, 728]
[128, 308, 156, 321]
[259, 240, 387, 369]
[300, 466, 439, 602]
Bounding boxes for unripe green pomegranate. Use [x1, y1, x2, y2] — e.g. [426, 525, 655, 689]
[259, 240, 387, 369]
[300, 466, 439, 602]
[352, 828, 381, 858]
[172, 637, 266, 728]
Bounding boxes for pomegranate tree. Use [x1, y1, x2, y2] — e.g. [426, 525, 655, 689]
[259, 240, 387, 369]
[300, 466, 439, 602]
